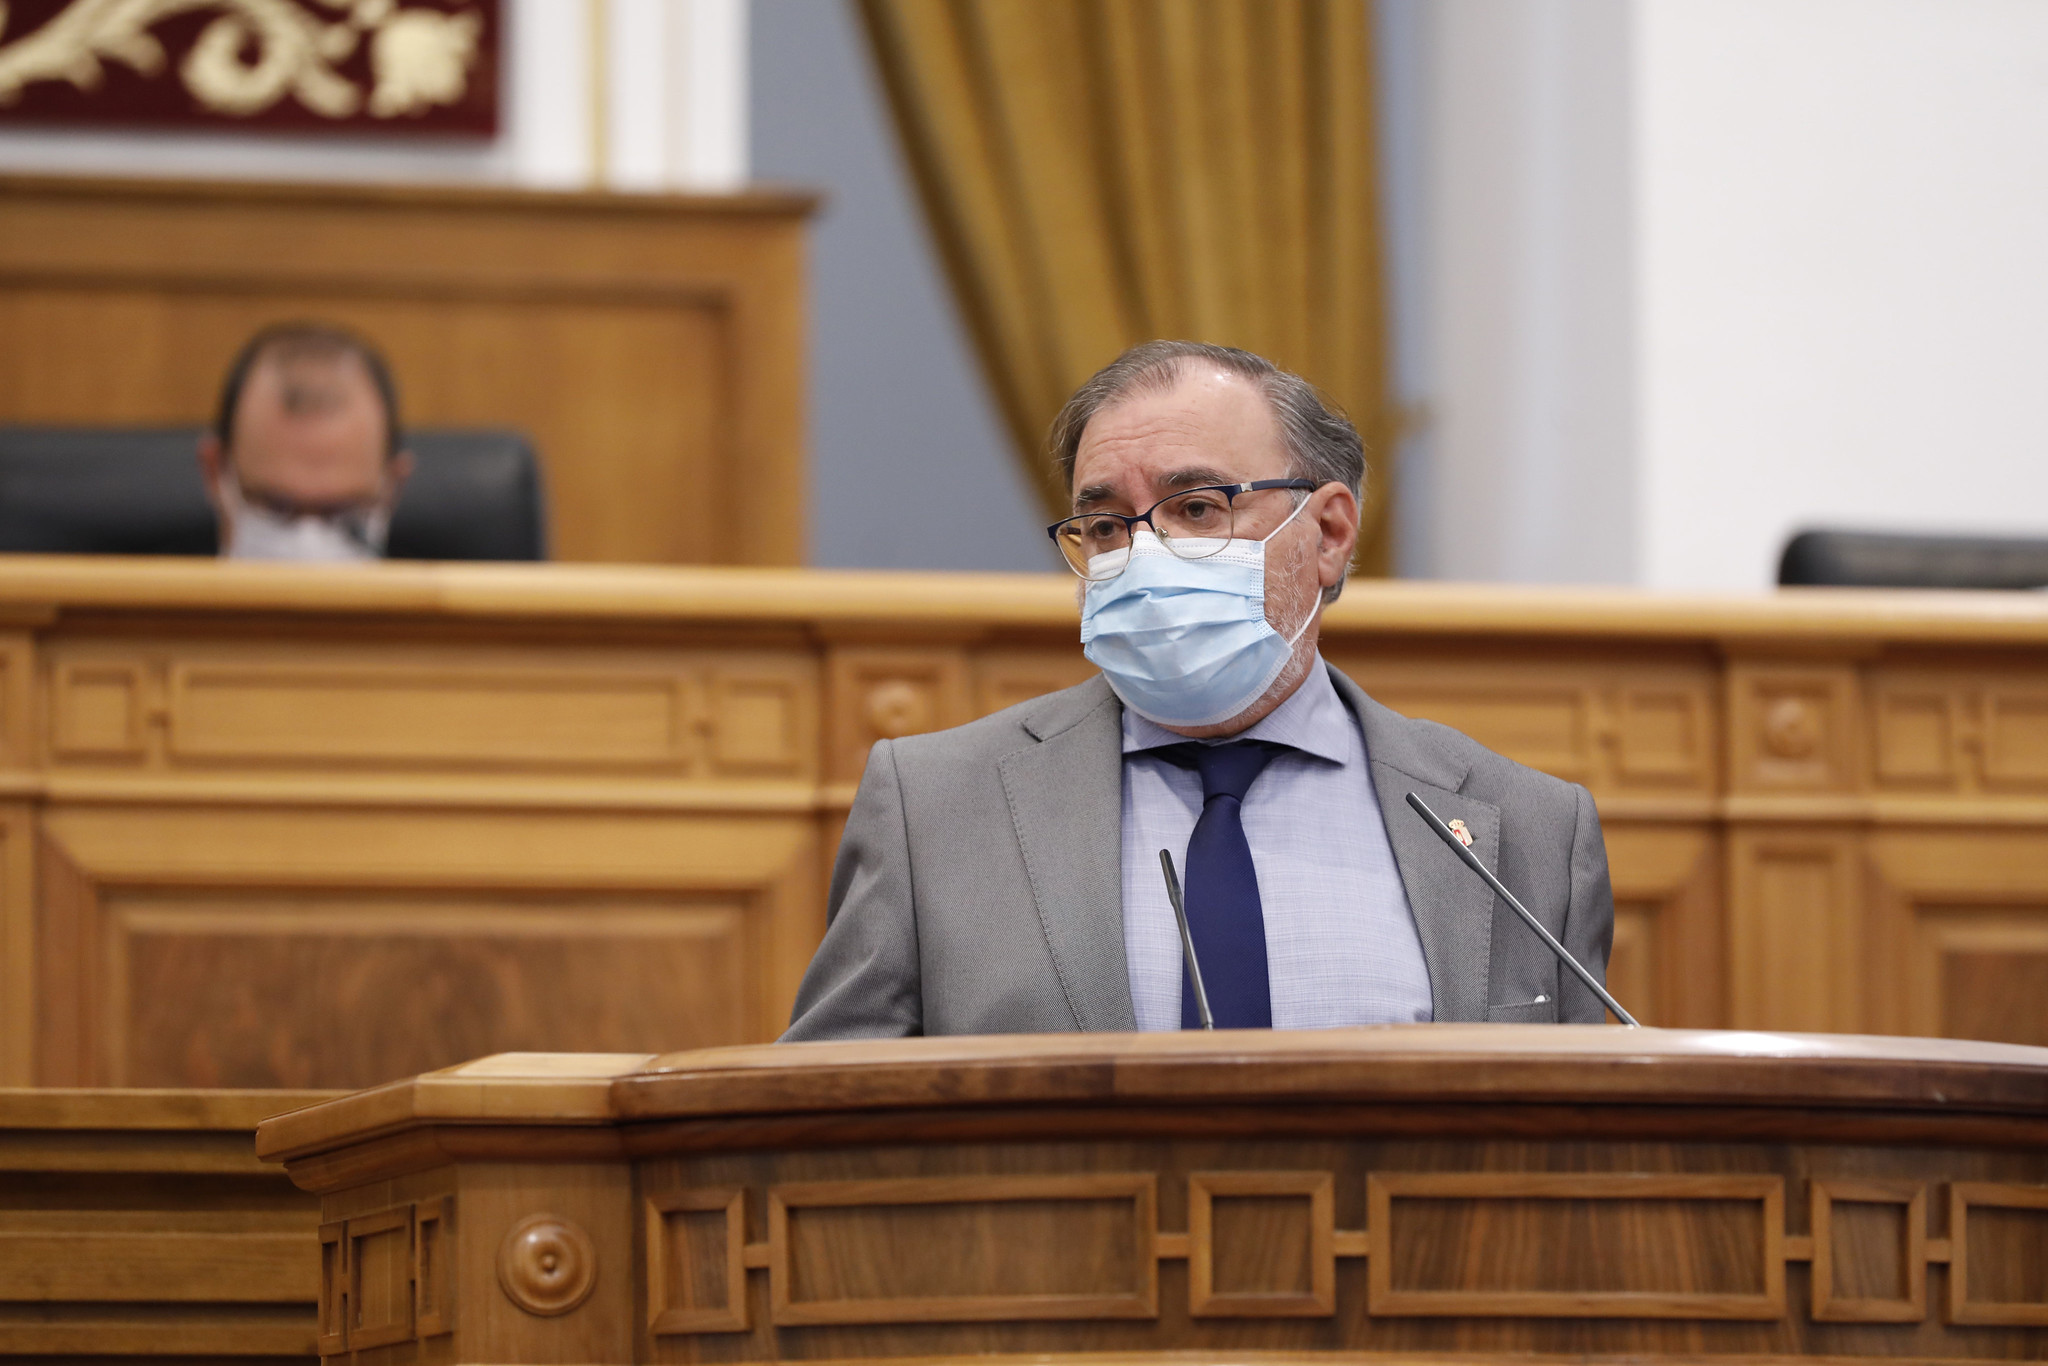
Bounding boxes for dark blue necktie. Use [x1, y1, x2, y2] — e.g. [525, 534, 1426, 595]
[1155, 740, 1285, 1029]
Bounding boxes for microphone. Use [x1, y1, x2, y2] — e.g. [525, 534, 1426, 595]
[1404, 792, 1640, 1028]
[1158, 849, 1215, 1030]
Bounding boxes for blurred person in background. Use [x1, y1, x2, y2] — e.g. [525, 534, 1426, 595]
[198, 322, 412, 560]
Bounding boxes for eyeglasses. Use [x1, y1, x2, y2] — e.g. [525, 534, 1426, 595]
[1046, 479, 1322, 581]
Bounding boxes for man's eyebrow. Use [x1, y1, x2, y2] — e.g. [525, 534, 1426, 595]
[1072, 483, 1119, 509]
[1157, 466, 1237, 492]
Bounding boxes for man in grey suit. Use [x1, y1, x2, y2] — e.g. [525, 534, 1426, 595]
[785, 341, 1615, 1039]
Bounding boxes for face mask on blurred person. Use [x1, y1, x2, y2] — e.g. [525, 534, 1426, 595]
[1079, 497, 1317, 728]
[219, 470, 390, 562]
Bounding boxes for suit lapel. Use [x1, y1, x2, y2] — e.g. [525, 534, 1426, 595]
[998, 678, 1138, 1031]
[1332, 669, 1499, 1023]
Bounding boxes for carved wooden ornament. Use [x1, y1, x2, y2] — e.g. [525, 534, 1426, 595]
[0, 0, 499, 134]
[496, 1214, 597, 1317]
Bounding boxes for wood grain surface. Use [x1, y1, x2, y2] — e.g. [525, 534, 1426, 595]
[4, 556, 2048, 1090]
[0, 1086, 334, 1360]
[254, 1035, 2048, 1363]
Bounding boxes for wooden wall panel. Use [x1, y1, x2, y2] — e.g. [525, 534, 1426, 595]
[1729, 661, 1864, 794]
[1866, 829, 2048, 1046]
[825, 645, 974, 785]
[1327, 650, 1721, 803]
[1729, 830, 1866, 1033]
[35, 803, 817, 1087]
[41, 636, 820, 780]
[3, 560, 2048, 1081]
[1368, 1172, 1784, 1319]
[767, 1175, 1158, 1325]
[0, 1089, 330, 1358]
[114, 894, 755, 1089]
[0, 176, 813, 566]
[0, 804, 31, 1086]
[1871, 665, 2048, 794]
[1602, 825, 1721, 1028]
[0, 630, 33, 771]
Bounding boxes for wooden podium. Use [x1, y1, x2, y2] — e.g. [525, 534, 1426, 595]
[255, 1027, 2048, 1365]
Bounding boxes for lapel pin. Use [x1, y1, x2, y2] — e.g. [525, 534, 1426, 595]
[1446, 818, 1474, 849]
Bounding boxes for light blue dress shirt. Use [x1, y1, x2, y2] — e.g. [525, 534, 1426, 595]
[1119, 659, 1435, 1030]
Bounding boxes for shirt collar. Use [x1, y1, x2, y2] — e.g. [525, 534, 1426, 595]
[1120, 656, 1350, 765]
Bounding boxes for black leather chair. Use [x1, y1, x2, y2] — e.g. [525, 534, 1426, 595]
[0, 426, 548, 560]
[1779, 529, 2048, 589]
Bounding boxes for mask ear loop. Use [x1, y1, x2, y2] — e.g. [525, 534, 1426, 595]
[1264, 488, 1324, 650]
[1255, 488, 1314, 545]
[1282, 592, 1322, 649]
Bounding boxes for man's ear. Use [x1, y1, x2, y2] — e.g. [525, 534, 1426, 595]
[1313, 483, 1361, 591]
[197, 434, 225, 511]
[387, 450, 415, 500]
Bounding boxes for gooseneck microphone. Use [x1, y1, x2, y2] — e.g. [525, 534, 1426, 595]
[1405, 792, 1640, 1028]
[1158, 849, 1216, 1030]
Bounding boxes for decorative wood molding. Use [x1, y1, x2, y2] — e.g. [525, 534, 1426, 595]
[0, 804, 32, 1087]
[268, 1037, 2048, 1362]
[415, 1194, 455, 1338]
[313, 1192, 459, 1354]
[1872, 668, 2048, 794]
[765, 1175, 1159, 1326]
[825, 646, 974, 784]
[512, 1163, 2048, 1343]
[1866, 828, 2048, 1045]
[32, 798, 818, 1086]
[316, 1219, 347, 1355]
[346, 1205, 414, 1347]
[1948, 1181, 2048, 1326]
[1187, 1170, 1335, 1318]
[9, 559, 2048, 1080]
[1365, 1171, 1786, 1320]
[46, 639, 822, 781]
[646, 1188, 748, 1334]
[496, 1213, 597, 1318]
[1729, 662, 1863, 794]
[1810, 1178, 1925, 1322]
[1603, 824, 1722, 1028]
[1729, 828, 1865, 1032]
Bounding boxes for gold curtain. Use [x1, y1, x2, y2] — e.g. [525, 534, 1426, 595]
[857, 0, 1394, 574]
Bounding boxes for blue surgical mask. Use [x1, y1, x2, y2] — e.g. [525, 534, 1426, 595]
[1080, 499, 1318, 728]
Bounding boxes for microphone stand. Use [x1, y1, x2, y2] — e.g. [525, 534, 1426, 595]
[1405, 792, 1640, 1028]
[1158, 849, 1215, 1030]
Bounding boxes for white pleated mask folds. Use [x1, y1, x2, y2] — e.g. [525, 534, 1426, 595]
[220, 472, 389, 563]
[1079, 501, 1316, 728]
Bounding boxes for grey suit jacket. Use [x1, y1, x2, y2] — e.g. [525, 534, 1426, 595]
[784, 664, 1616, 1038]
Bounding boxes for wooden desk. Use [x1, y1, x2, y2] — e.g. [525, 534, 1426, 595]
[0, 1087, 333, 1359]
[3, 555, 2048, 1086]
[255, 1031, 2048, 1364]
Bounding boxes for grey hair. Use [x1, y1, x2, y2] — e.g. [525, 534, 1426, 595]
[1048, 340, 1365, 600]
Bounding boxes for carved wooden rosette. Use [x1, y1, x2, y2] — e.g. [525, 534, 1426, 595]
[497, 1214, 596, 1316]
